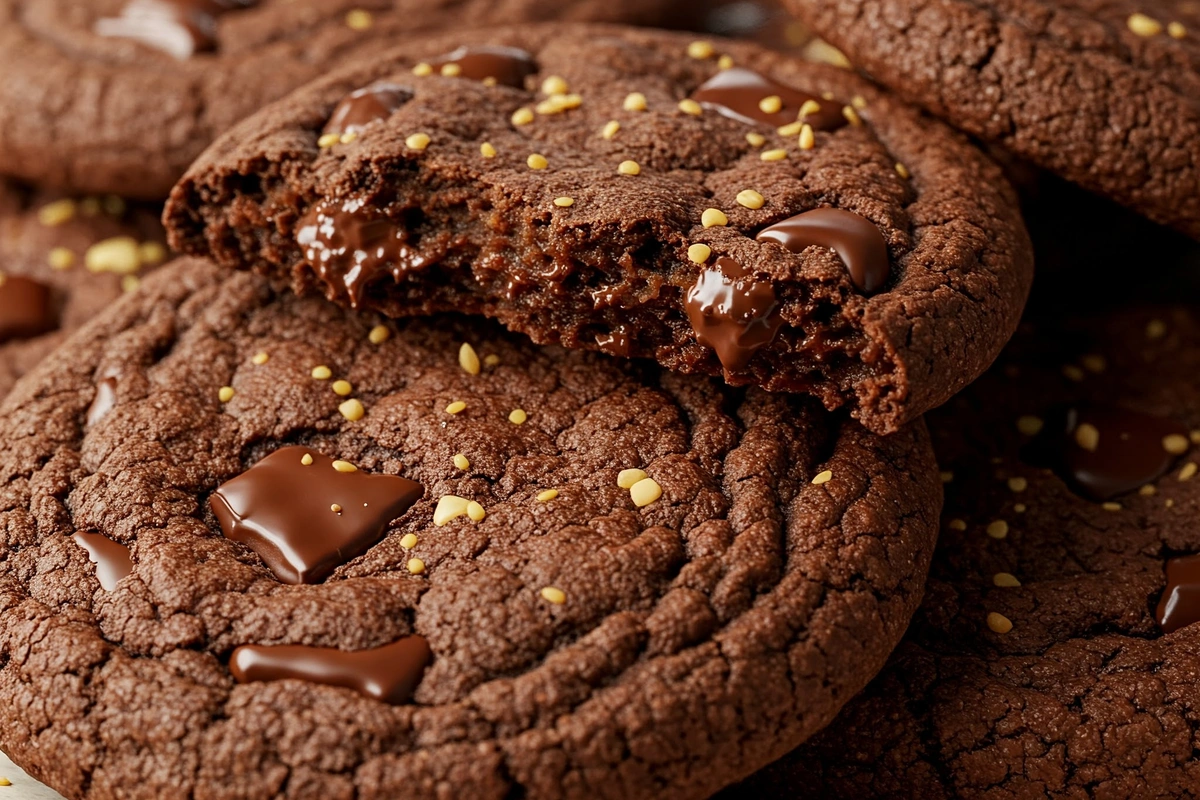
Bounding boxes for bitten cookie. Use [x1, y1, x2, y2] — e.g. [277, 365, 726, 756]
[0, 257, 941, 800]
[165, 24, 1033, 435]
[783, 0, 1200, 239]
[0, 179, 167, 398]
[0, 0, 700, 199]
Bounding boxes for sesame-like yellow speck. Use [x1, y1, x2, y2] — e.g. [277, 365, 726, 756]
[541, 586, 567, 604]
[441, 63, 463, 77]
[301, 454, 314, 466]
[467, 501, 486, 522]
[1193, 430, 1200, 444]
[761, 148, 788, 162]
[987, 612, 1014, 633]
[624, 92, 648, 112]
[484, 354, 501, 367]
[1081, 354, 1106, 373]
[1128, 12, 1163, 36]
[311, 365, 332, 380]
[48, 247, 75, 270]
[1140, 484, 1158, 496]
[948, 518, 967, 531]
[798, 99, 821, 119]
[993, 572, 1021, 588]
[687, 243, 712, 264]
[554, 197, 575, 208]
[1014, 503, 1028, 513]
[1017, 415, 1044, 436]
[140, 240, 167, 266]
[104, 195, 126, 216]
[252, 352, 269, 366]
[453, 454, 470, 470]
[433, 495, 470, 526]
[340, 131, 358, 145]
[86, 236, 141, 274]
[527, 153, 549, 170]
[406, 132, 431, 151]
[1180, 462, 1198, 481]
[480, 141, 497, 158]
[701, 208, 728, 228]
[0, 777, 11, 787]
[678, 98, 703, 116]
[80, 197, 102, 217]
[1102, 501, 1123, 511]
[759, 95, 783, 115]
[339, 398, 365, 421]
[718, 54, 735, 70]
[318, 132, 340, 148]
[1169, 21, 1188, 38]
[345, 9, 373, 29]
[778, 121, 804, 137]
[332, 379, 353, 397]
[121, 275, 140, 293]
[895, 162, 911, 179]
[407, 557, 426, 575]
[630, 477, 663, 507]
[331, 503, 343, 513]
[1167, 498, 1177, 508]
[38, 199, 75, 227]
[987, 520, 1009, 539]
[618, 160, 641, 176]
[798, 124, 816, 150]
[941, 471, 954, 483]
[601, 120, 621, 140]
[218, 386, 235, 403]
[459, 342, 481, 375]
[746, 132, 766, 147]
[822, 90, 835, 101]
[687, 40, 715, 59]
[1007, 477, 1028, 492]
[541, 75, 569, 95]
[332, 460, 357, 473]
[736, 189, 765, 209]
[400, 533, 419, 550]
[1062, 364, 1085, 382]
[1074, 423, 1100, 452]
[1147, 319, 1167, 339]
[812, 470, 833, 485]
[511, 107, 535, 126]
[537, 489, 559, 502]
[842, 105, 863, 126]
[1164, 433, 1190, 454]
[509, 408, 528, 425]
[446, 401, 467, 414]
[618, 468, 647, 489]
[412, 62, 433, 76]
[368, 325, 390, 344]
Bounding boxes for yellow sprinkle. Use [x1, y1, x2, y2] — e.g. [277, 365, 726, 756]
[467, 501, 486, 522]
[717, 54, 735, 70]
[798, 124, 815, 150]
[701, 208, 728, 228]
[895, 162, 911, 179]
[453, 454, 470, 470]
[623, 92, 648, 112]
[554, 197, 575, 208]
[301, 454, 314, 466]
[332, 379, 353, 397]
[812, 470, 833, 485]
[311, 365, 332, 380]
[1180, 462, 1198, 481]
[339, 398, 365, 421]
[1101, 501, 1123, 511]
[511, 107, 535, 126]
[687, 40, 715, 59]
[37, 199, 75, 227]
[760, 148, 788, 162]
[331, 460, 357, 473]
[445, 401, 467, 414]
[745, 132, 766, 147]
[852, 95, 868, 110]
[1140, 484, 1158, 496]
[407, 557, 426, 575]
[1164, 434, 1190, 454]
[1128, 12, 1163, 36]
[987, 612, 1013, 634]
[618, 160, 641, 176]
[368, 325, 390, 344]
[678, 98, 704, 116]
[993, 572, 1021, 588]
[0, 778, 11, 787]
[736, 189, 765, 209]
[433, 495, 470, 526]
[252, 352, 269, 365]
[601, 120, 621, 140]
[441, 63, 462, 77]
[317, 132, 339, 148]
[218, 386, 235, 403]
[986, 520, 1009, 539]
[412, 62, 433, 77]
[1146, 319, 1167, 339]
[480, 142, 497, 158]
[1017, 415, 1044, 436]
[842, 105, 863, 126]
[948, 518, 967, 531]
[482, 77, 498, 87]
[618, 468, 648, 489]
[483, 354, 500, 367]
[537, 489, 559, 502]
[85, 236, 141, 274]
[777, 121, 804, 137]
[48, 247, 75, 270]
[405, 132, 431, 151]
[399, 533, 419, 550]
[459, 342, 481, 375]
[331, 503, 343, 513]
[1014, 503, 1027, 513]
[687, 243, 712, 264]
[1074, 423, 1100, 452]
[340, 132, 358, 145]
[1169, 21, 1188, 38]
[345, 9, 373, 29]
[541, 75, 569, 95]
[759, 95, 783, 115]
[527, 153, 549, 170]
[509, 408, 528, 425]
[798, 99, 822, 119]
[630, 477, 663, 507]
[822, 91, 835, 100]
[1007, 477, 1028, 492]
[541, 586, 567, 604]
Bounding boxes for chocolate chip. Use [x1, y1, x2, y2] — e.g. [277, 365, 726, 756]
[684, 256, 783, 372]
[691, 67, 845, 130]
[428, 45, 538, 88]
[72, 533, 133, 592]
[1157, 554, 1200, 633]
[756, 207, 890, 293]
[323, 83, 414, 137]
[95, 0, 257, 60]
[0, 275, 57, 343]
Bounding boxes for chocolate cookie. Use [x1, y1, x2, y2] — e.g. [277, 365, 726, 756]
[0, 179, 167, 399]
[725, 292, 1200, 796]
[0, 0, 701, 200]
[783, 0, 1200, 239]
[165, 24, 1033, 435]
[0, 257, 941, 800]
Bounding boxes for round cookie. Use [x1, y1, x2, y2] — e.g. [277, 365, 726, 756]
[0, 257, 941, 800]
[783, 0, 1200, 239]
[0, 0, 709, 200]
[0, 179, 167, 399]
[165, 23, 1033, 435]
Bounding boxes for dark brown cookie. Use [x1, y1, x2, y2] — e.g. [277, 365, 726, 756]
[0, 0, 702, 200]
[0, 179, 167, 399]
[783, 0, 1200, 239]
[165, 23, 1033, 435]
[0, 257, 941, 800]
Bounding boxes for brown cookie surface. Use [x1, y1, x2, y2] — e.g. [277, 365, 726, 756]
[783, 0, 1200, 239]
[165, 23, 1033, 435]
[0, 257, 941, 800]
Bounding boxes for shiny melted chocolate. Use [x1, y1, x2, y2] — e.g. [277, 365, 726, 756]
[95, 0, 256, 59]
[428, 45, 538, 88]
[756, 207, 890, 293]
[684, 256, 783, 372]
[323, 83, 413, 137]
[0, 275, 57, 343]
[690, 67, 846, 130]
[1158, 555, 1200, 634]
[72, 532, 133, 592]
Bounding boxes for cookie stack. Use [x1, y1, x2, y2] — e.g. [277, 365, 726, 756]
[0, 1, 1193, 798]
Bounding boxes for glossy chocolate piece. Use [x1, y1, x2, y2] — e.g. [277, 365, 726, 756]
[72, 532, 133, 591]
[690, 67, 846, 131]
[1157, 555, 1200, 634]
[685, 256, 783, 372]
[756, 207, 890, 293]
[95, 0, 256, 60]
[323, 83, 413, 137]
[0, 275, 56, 343]
[428, 45, 538, 88]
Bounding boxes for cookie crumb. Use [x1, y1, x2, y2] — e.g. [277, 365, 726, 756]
[459, 343, 481, 375]
[986, 612, 1013, 634]
[630, 477, 662, 507]
[509, 409, 528, 424]
[338, 398, 365, 421]
[812, 470, 833, 485]
[541, 586, 567, 604]
[618, 468, 648, 489]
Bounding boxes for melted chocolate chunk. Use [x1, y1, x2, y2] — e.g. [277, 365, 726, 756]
[1024, 406, 1189, 501]
[95, 0, 256, 60]
[296, 199, 430, 309]
[756, 207, 890, 293]
[87, 367, 123, 427]
[210, 446, 423, 585]
[684, 256, 783, 372]
[1157, 555, 1200, 634]
[428, 45, 538, 88]
[72, 533, 133, 592]
[0, 275, 57, 343]
[323, 83, 413, 137]
[229, 636, 432, 704]
[690, 67, 846, 130]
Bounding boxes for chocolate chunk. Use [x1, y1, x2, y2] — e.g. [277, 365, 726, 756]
[0, 275, 56, 343]
[95, 0, 256, 60]
[756, 208, 890, 293]
[72, 532, 133, 591]
[685, 257, 783, 372]
[1158, 554, 1200, 634]
[323, 83, 414, 137]
[209, 446, 423, 584]
[229, 636, 433, 704]
[691, 66, 845, 130]
[428, 45, 538, 88]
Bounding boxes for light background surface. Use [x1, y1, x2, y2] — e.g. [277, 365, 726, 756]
[0, 751, 65, 799]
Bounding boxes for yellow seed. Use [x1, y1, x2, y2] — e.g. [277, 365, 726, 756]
[1128, 12, 1163, 36]
[798, 99, 821, 119]
[717, 54, 734, 69]
[412, 62, 433, 76]
[687, 243, 712, 264]
[1180, 462, 1198, 481]
[311, 365, 332, 380]
[433, 495, 470, 526]
[511, 107, 535, 126]
[701, 208, 728, 228]
[484, 354, 500, 367]
[1081, 353, 1107, 373]
[509, 408, 528, 425]
[80, 197, 102, 217]
[1169, 21, 1187, 38]
[453, 454, 470, 470]
[339, 132, 358, 145]
[331, 503, 342, 513]
[0, 778, 11, 787]
[480, 142, 497, 158]
[1102, 501, 1123, 511]
[537, 489, 559, 502]
[987, 612, 1013, 634]
[618, 160, 641, 176]
[368, 325, 390, 344]
[48, 247, 75, 270]
[332, 379, 353, 397]
[399, 533, 419, 550]
[1164, 434, 1190, 454]
[445, 401, 467, 414]
[1140, 484, 1158, 496]
[623, 92, 648, 111]
[736, 189, 765, 209]
[778, 121, 804, 137]
[527, 153, 549, 170]
[332, 460, 357, 473]
[1007, 477, 1028, 492]
[218, 386, 235, 403]
[852, 95, 868, 110]
[601, 120, 621, 139]
[759, 95, 783, 115]
[822, 91, 835, 100]
[1014, 503, 1027, 513]
[407, 557, 426, 575]
[85, 236, 141, 274]
[745, 132, 766, 147]
[339, 398, 365, 421]
[993, 572, 1021, 588]
[1147, 319, 1167, 339]
[541, 75, 569, 95]
[678, 99, 703, 117]
[812, 470, 833, 485]
[986, 520, 1009, 539]
[842, 105, 863, 126]
[541, 586, 567, 604]
[760, 148, 788, 162]
[37, 199, 75, 226]
[1017, 415, 1044, 436]
[554, 197, 575, 208]
[317, 132, 340, 148]
[687, 40, 715, 59]
[301, 453, 314, 466]
[467, 501, 486, 522]
[441, 63, 462, 77]
[618, 468, 648, 489]
[948, 518, 967, 531]
[252, 352, 269, 365]
[405, 132, 431, 151]
[798, 124, 815, 150]
[630, 477, 663, 507]
[345, 9, 373, 29]
[895, 162, 911, 179]
[1075, 423, 1100, 452]
[459, 342, 481, 375]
